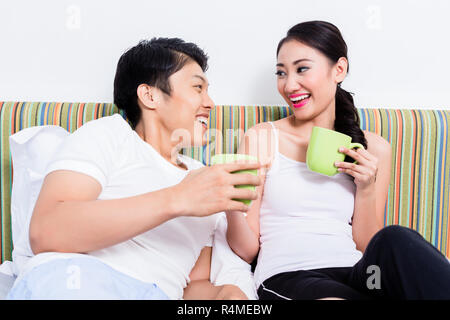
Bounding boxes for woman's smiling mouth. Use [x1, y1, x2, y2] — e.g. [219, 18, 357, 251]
[289, 93, 311, 108]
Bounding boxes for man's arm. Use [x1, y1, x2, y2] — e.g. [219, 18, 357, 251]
[30, 170, 180, 254]
[30, 160, 261, 255]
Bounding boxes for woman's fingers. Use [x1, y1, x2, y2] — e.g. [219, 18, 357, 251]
[334, 147, 379, 188]
[227, 200, 250, 212]
[335, 161, 367, 175]
[354, 147, 377, 161]
[339, 147, 369, 165]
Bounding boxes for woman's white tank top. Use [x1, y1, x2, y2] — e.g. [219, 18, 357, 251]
[254, 122, 363, 287]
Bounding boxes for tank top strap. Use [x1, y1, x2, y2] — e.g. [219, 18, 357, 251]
[268, 121, 279, 154]
[267, 121, 280, 174]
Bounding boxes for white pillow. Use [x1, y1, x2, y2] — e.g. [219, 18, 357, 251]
[9, 125, 69, 276]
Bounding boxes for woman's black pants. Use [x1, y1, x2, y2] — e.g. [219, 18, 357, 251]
[257, 225, 450, 300]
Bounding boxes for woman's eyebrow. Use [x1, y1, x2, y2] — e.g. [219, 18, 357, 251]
[276, 58, 313, 67]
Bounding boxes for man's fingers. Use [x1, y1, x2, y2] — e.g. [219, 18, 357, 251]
[229, 173, 262, 187]
[218, 160, 261, 173]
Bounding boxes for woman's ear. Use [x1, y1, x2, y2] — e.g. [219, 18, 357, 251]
[137, 84, 158, 110]
[334, 57, 348, 84]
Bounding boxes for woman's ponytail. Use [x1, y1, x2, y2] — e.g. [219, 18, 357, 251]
[334, 85, 367, 162]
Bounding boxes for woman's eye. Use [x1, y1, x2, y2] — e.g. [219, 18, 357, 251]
[194, 85, 203, 90]
[297, 67, 309, 73]
[275, 70, 286, 77]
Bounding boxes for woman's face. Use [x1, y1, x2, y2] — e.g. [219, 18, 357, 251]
[276, 39, 346, 121]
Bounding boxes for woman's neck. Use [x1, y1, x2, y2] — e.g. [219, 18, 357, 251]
[288, 104, 336, 140]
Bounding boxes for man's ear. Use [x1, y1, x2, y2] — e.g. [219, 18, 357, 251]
[334, 57, 348, 84]
[137, 84, 158, 110]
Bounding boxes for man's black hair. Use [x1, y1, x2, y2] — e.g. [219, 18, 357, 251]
[113, 37, 209, 128]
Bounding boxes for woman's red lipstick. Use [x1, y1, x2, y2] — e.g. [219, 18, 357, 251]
[289, 93, 310, 108]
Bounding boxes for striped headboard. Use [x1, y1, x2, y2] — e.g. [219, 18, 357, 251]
[1, 102, 449, 263]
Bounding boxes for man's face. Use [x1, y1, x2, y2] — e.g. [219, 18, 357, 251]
[158, 61, 214, 147]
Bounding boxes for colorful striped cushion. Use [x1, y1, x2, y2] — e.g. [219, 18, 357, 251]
[0, 102, 449, 263]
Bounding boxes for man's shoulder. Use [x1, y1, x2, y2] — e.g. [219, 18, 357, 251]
[83, 114, 130, 132]
[72, 114, 132, 142]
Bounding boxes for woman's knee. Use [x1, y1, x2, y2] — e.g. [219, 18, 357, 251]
[373, 225, 419, 244]
[367, 225, 426, 257]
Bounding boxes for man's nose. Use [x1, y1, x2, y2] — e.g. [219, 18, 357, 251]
[203, 94, 214, 110]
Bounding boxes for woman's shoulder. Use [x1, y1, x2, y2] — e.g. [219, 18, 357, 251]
[363, 130, 390, 146]
[239, 121, 280, 165]
[246, 117, 289, 134]
[246, 121, 274, 133]
[363, 130, 391, 157]
[241, 122, 274, 149]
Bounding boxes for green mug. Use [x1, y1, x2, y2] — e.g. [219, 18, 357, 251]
[211, 153, 259, 205]
[306, 126, 364, 176]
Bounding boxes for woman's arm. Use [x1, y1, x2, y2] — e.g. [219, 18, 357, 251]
[335, 131, 392, 252]
[225, 123, 274, 263]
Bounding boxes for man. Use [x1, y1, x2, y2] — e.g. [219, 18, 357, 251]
[7, 38, 259, 300]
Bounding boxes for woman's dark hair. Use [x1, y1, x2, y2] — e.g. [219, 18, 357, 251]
[113, 37, 209, 129]
[277, 21, 367, 157]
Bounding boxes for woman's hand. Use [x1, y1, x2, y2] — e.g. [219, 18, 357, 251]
[334, 147, 379, 191]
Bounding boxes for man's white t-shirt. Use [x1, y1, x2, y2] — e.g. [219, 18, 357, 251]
[20, 114, 221, 300]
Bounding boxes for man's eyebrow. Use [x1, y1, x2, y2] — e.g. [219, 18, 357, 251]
[193, 75, 208, 84]
[276, 58, 313, 67]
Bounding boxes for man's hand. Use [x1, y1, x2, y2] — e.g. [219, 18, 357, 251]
[171, 162, 262, 217]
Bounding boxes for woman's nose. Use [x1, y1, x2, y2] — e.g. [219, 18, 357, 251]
[284, 75, 302, 93]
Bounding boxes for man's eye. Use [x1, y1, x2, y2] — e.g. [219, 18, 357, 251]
[194, 85, 203, 90]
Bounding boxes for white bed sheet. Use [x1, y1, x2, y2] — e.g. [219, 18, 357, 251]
[0, 261, 16, 299]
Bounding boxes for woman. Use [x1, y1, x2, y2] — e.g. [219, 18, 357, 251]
[7, 37, 260, 300]
[225, 21, 450, 300]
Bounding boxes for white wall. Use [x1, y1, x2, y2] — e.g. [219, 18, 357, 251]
[1, 0, 449, 110]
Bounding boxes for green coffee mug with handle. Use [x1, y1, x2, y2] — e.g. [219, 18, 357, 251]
[211, 153, 258, 206]
[306, 126, 364, 176]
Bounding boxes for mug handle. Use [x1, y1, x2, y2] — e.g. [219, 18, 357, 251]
[348, 142, 365, 164]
